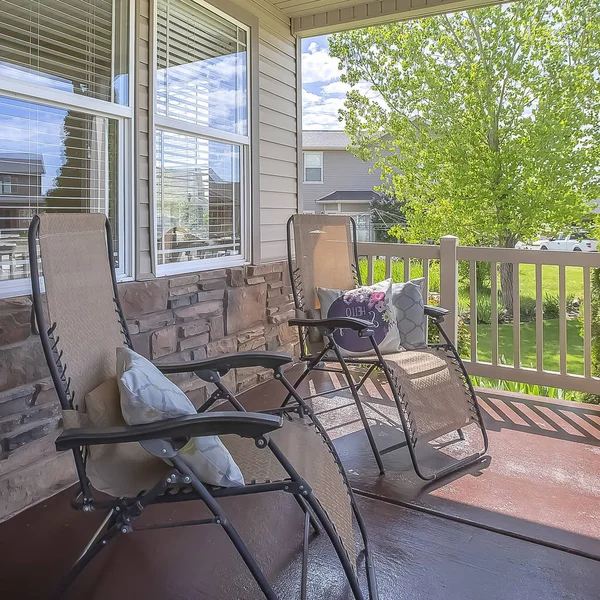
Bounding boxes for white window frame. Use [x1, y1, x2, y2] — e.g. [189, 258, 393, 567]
[303, 151, 324, 184]
[152, 0, 252, 277]
[0, 0, 136, 299]
[0, 175, 11, 195]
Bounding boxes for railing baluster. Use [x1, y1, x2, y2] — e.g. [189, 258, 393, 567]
[491, 261, 498, 366]
[469, 260, 477, 363]
[404, 256, 410, 282]
[385, 255, 392, 280]
[584, 266, 592, 379]
[536, 263, 543, 372]
[367, 254, 374, 285]
[423, 259, 430, 341]
[513, 263, 520, 369]
[559, 265, 567, 375]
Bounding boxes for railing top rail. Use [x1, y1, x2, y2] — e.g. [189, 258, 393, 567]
[457, 246, 600, 268]
[357, 242, 441, 260]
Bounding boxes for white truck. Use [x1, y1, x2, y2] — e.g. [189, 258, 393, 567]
[538, 232, 598, 252]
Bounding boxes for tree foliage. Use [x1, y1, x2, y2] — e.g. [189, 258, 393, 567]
[329, 0, 600, 249]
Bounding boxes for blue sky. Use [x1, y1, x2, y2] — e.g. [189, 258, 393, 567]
[301, 36, 347, 130]
[301, 36, 380, 131]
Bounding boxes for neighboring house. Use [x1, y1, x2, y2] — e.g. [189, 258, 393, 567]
[302, 130, 382, 241]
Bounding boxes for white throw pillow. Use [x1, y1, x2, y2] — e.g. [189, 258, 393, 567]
[116, 347, 244, 487]
[317, 278, 400, 357]
[391, 278, 427, 349]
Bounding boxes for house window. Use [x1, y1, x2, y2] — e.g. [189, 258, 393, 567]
[303, 152, 323, 183]
[155, 0, 249, 272]
[0, 0, 132, 295]
[0, 176, 11, 195]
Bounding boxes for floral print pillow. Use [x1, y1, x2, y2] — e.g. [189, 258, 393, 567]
[317, 278, 401, 357]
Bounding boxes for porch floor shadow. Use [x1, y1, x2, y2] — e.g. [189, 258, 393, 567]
[246, 366, 600, 560]
[0, 367, 599, 599]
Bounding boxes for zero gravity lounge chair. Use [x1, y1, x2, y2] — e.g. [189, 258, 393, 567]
[28, 213, 377, 600]
[286, 214, 488, 481]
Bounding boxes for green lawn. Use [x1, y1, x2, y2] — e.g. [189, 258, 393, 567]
[359, 259, 585, 301]
[516, 264, 583, 299]
[358, 258, 441, 292]
[475, 318, 584, 374]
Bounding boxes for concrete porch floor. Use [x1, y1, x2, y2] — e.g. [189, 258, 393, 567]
[1, 366, 599, 599]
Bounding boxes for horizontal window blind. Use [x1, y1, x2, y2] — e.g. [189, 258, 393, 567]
[156, 129, 241, 265]
[0, 0, 129, 104]
[156, 0, 247, 136]
[0, 95, 119, 282]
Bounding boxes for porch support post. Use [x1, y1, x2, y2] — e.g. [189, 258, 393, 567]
[439, 235, 459, 346]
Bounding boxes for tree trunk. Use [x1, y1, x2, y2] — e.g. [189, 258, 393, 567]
[499, 234, 518, 318]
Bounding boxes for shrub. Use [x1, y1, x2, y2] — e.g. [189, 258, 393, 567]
[458, 261, 491, 290]
[470, 376, 586, 402]
[476, 295, 507, 324]
[427, 294, 470, 356]
[543, 293, 560, 319]
[583, 268, 600, 403]
[519, 297, 537, 322]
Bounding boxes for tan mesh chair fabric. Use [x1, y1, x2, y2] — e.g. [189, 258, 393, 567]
[38, 213, 127, 407]
[292, 214, 356, 312]
[222, 413, 356, 568]
[383, 348, 474, 445]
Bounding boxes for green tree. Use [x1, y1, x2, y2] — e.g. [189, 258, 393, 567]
[329, 0, 600, 311]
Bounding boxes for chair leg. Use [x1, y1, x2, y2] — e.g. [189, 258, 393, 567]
[52, 514, 121, 599]
[457, 428, 465, 441]
[170, 456, 278, 600]
[294, 493, 322, 535]
[329, 341, 385, 475]
[304, 493, 365, 600]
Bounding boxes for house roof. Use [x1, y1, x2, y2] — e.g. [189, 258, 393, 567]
[316, 190, 381, 204]
[0, 153, 45, 175]
[303, 130, 351, 150]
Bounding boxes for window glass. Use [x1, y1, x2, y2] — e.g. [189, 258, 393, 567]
[156, 130, 241, 265]
[157, 0, 247, 136]
[0, 0, 129, 105]
[304, 152, 323, 182]
[0, 96, 119, 281]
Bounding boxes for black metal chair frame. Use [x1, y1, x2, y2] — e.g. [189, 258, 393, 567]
[285, 214, 489, 481]
[28, 215, 378, 600]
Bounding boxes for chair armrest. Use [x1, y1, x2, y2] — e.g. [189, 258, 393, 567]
[289, 317, 374, 331]
[55, 412, 283, 451]
[156, 352, 293, 376]
[424, 305, 450, 321]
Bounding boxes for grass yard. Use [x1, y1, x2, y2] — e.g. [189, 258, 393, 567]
[358, 257, 441, 292]
[359, 258, 585, 301]
[516, 264, 583, 299]
[475, 318, 584, 374]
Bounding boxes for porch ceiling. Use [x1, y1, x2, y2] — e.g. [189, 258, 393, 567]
[269, 0, 513, 36]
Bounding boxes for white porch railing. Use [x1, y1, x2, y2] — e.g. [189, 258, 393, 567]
[358, 238, 600, 395]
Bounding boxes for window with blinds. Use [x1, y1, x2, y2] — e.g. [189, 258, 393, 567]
[0, 0, 130, 291]
[0, 0, 129, 104]
[155, 0, 249, 271]
[156, 0, 247, 136]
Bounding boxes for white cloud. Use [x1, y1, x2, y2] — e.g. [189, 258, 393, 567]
[302, 44, 340, 84]
[302, 92, 346, 130]
[321, 81, 351, 96]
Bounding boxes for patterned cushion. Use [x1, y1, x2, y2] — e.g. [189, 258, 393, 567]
[117, 347, 244, 487]
[317, 278, 400, 357]
[391, 278, 427, 349]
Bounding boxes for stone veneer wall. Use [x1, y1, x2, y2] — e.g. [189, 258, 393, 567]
[0, 262, 297, 522]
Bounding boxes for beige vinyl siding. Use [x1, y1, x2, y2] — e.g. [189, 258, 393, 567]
[135, 0, 153, 277]
[302, 149, 382, 213]
[258, 23, 298, 262]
